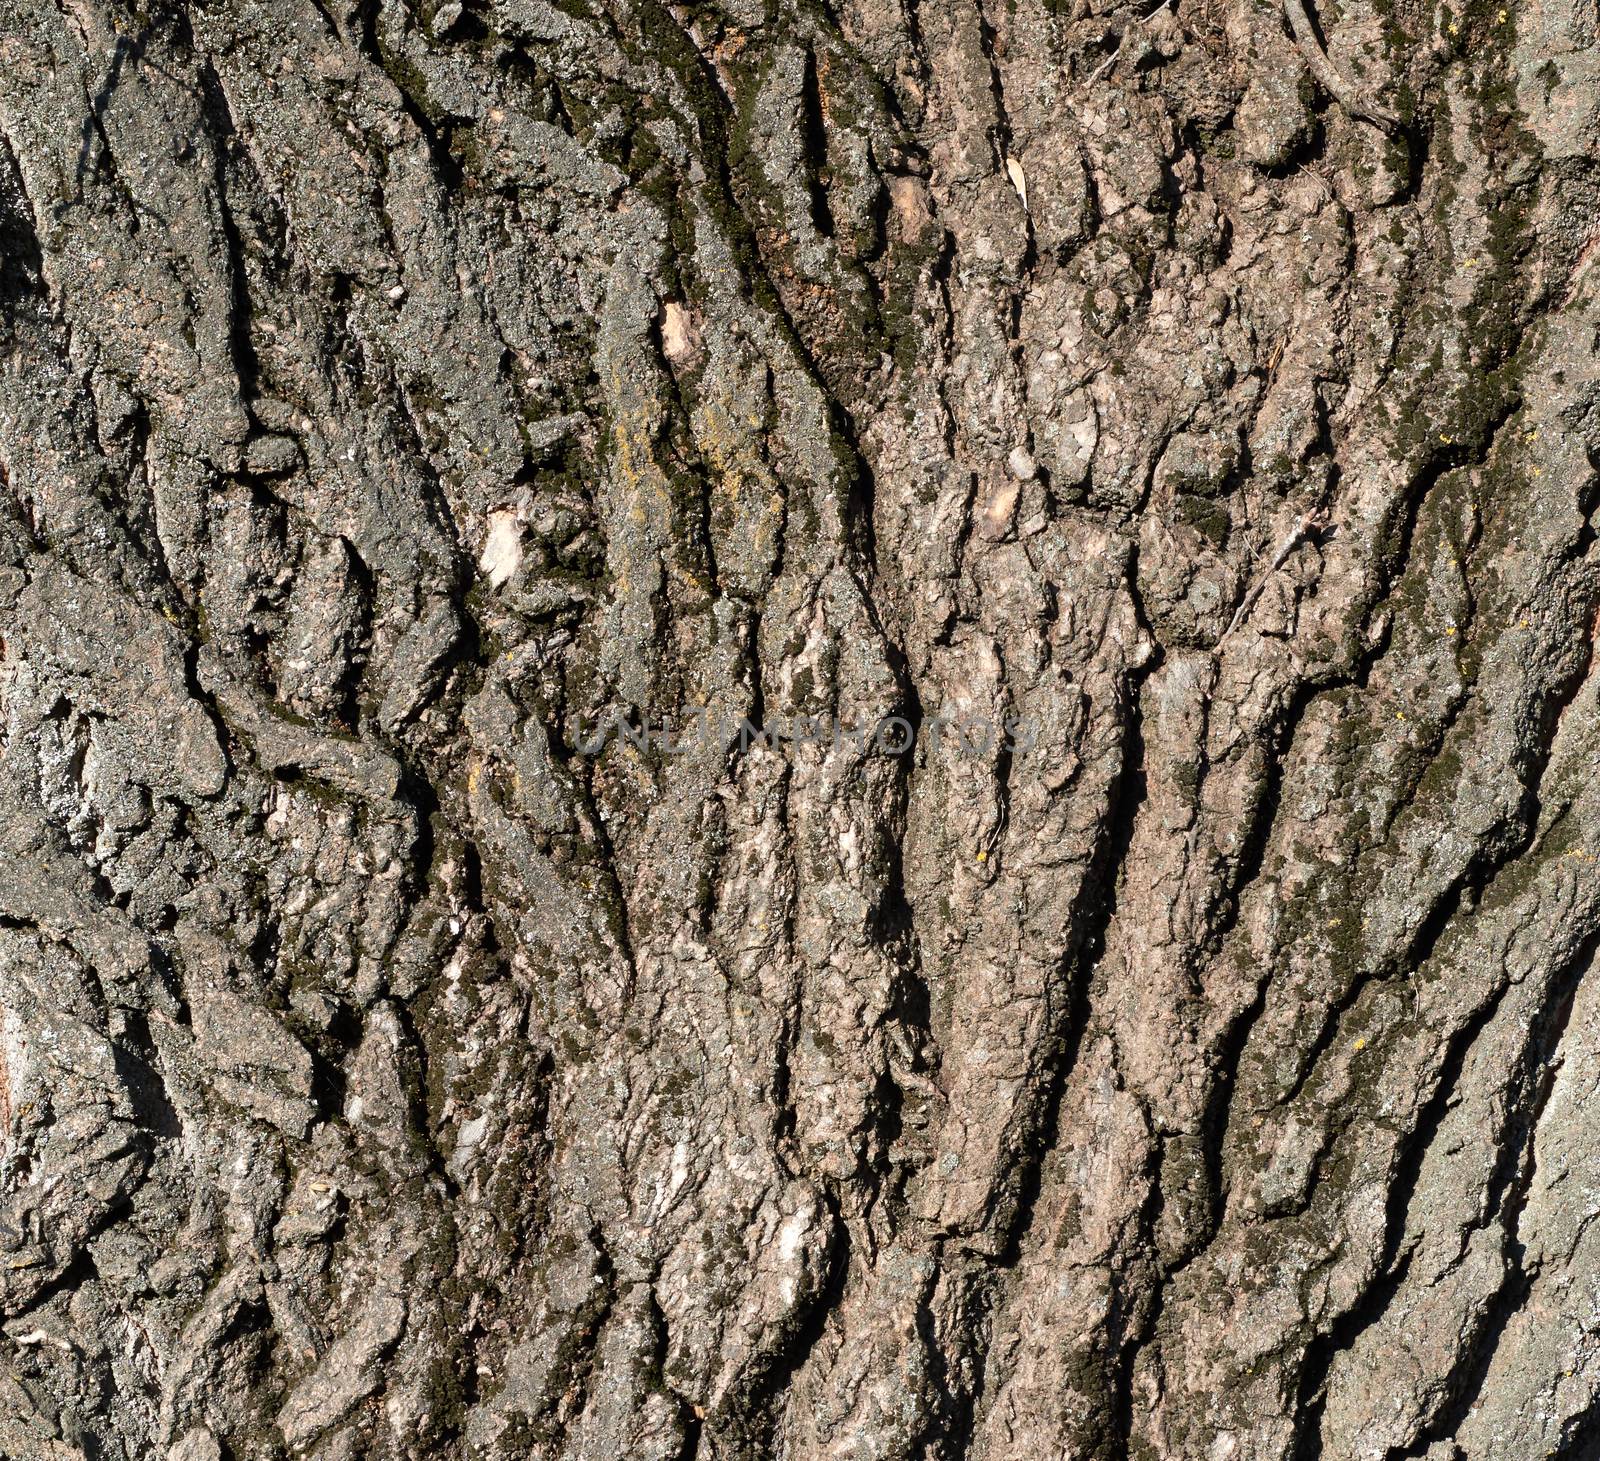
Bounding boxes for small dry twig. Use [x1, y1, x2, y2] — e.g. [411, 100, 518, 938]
[1090, 0, 1176, 81]
[1281, 0, 1403, 134]
[1225, 508, 1328, 638]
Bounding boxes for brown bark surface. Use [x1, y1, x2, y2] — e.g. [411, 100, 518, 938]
[1, 0, 1598, 1457]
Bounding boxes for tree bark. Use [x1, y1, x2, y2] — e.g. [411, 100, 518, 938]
[0, 0, 1597, 1457]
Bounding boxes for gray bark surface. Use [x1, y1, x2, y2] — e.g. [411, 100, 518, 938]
[0, 0, 1598, 1457]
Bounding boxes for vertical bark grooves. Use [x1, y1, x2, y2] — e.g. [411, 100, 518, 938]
[0, 0, 1598, 1457]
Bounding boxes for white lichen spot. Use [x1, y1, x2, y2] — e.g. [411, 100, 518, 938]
[776, 1203, 813, 1305]
[887, 174, 933, 242]
[778, 1206, 810, 1262]
[649, 1139, 692, 1221]
[661, 301, 701, 365]
[983, 478, 1020, 534]
[479, 509, 524, 588]
[1005, 156, 1029, 212]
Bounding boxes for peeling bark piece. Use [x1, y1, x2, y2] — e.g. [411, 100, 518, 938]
[191, 986, 315, 1137]
[276, 1285, 406, 1449]
[14, 564, 226, 799]
[201, 658, 400, 802]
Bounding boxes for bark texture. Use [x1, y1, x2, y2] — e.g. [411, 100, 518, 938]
[1, 0, 1599, 1456]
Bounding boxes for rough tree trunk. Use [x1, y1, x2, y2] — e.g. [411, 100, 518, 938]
[0, 0, 1596, 1456]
